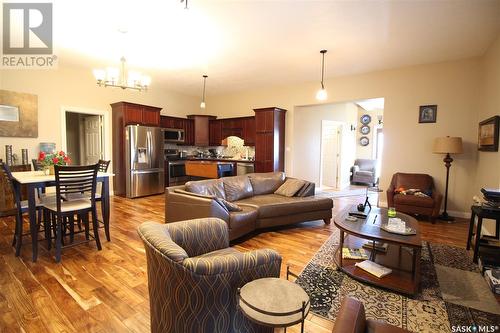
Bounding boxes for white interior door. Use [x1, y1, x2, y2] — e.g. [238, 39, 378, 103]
[84, 115, 103, 165]
[320, 121, 342, 189]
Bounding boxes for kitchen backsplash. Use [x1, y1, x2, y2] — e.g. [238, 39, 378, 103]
[165, 136, 255, 159]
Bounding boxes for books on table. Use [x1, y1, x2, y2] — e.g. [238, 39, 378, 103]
[362, 241, 388, 253]
[354, 260, 392, 278]
[342, 248, 368, 260]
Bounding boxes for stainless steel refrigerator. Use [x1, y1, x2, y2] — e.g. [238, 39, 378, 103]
[125, 125, 164, 198]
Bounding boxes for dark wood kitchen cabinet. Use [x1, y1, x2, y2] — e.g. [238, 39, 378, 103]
[221, 118, 243, 139]
[254, 107, 286, 173]
[183, 118, 195, 146]
[188, 115, 217, 147]
[160, 115, 184, 129]
[111, 101, 161, 127]
[209, 119, 223, 146]
[242, 117, 256, 145]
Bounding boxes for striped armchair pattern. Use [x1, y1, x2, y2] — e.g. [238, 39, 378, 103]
[138, 218, 282, 333]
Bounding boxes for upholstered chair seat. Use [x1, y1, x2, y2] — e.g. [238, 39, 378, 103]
[138, 218, 282, 333]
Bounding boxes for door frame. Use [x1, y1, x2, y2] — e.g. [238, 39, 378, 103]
[60, 106, 110, 164]
[319, 120, 343, 190]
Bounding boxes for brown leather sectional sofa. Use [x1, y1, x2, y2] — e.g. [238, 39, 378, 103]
[165, 172, 334, 240]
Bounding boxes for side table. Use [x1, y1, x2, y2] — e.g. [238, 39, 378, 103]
[238, 277, 310, 333]
[466, 205, 500, 263]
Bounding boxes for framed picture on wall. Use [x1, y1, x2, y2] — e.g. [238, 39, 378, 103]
[419, 105, 437, 123]
[478, 115, 500, 152]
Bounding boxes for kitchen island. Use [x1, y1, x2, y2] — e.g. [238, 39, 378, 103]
[185, 160, 235, 179]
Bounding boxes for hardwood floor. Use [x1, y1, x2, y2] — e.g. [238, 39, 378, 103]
[0, 193, 471, 333]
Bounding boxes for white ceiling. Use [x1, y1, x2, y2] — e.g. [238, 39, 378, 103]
[53, 0, 500, 96]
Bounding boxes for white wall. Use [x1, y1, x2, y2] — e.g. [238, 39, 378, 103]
[293, 103, 357, 187]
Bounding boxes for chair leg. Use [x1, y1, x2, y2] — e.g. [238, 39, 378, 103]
[69, 215, 75, 244]
[91, 208, 102, 251]
[14, 212, 23, 256]
[43, 209, 52, 250]
[55, 215, 63, 263]
[83, 212, 90, 240]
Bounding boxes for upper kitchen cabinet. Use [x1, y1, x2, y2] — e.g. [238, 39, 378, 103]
[111, 101, 162, 127]
[209, 119, 223, 146]
[221, 118, 243, 139]
[160, 115, 185, 129]
[242, 117, 256, 145]
[183, 118, 195, 146]
[254, 107, 286, 173]
[187, 115, 217, 147]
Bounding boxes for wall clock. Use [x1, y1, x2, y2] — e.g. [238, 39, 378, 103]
[360, 114, 371, 125]
[360, 125, 370, 135]
[360, 136, 369, 146]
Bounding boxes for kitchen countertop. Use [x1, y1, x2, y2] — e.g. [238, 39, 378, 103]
[186, 157, 255, 163]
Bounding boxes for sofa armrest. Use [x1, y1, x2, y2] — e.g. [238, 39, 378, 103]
[183, 249, 282, 276]
[332, 297, 367, 333]
[351, 165, 360, 174]
[386, 187, 396, 208]
[431, 189, 443, 217]
[165, 190, 230, 223]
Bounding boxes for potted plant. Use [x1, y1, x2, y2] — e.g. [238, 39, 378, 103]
[38, 150, 71, 175]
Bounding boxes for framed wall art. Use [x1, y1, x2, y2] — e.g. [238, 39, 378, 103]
[478, 115, 499, 152]
[419, 105, 437, 123]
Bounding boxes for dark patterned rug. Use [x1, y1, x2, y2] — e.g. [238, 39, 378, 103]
[296, 230, 500, 333]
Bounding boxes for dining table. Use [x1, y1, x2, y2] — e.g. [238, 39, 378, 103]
[11, 170, 114, 262]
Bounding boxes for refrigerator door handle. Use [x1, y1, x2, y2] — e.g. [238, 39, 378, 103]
[132, 169, 163, 174]
[147, 130, 152, 169]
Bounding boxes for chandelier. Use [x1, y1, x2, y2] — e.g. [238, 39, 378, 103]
[93, 57, 151, 91]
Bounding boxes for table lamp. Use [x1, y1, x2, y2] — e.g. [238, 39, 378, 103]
[433, 136, 463, 221]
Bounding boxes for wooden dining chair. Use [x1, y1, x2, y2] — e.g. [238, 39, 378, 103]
[42, 164, 101, 262]
[0, 162, 51, 257]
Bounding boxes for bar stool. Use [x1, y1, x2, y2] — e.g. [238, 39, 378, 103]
[42, 164, 101, 262]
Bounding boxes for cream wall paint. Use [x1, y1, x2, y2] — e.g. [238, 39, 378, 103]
[293, 103, 357, 187]
[476, 35, 500, 191]
[0, 65, 199, 170]
[207, 58, 482, 214]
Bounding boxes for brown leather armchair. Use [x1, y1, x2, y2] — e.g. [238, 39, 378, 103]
[138, 218, 281, 333]
[386, 173, 442, 222]
[332, 297, 410, 333]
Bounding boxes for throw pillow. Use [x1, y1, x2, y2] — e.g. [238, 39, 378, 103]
[274, 178, 306, 197]
[215, 198, 243, 212]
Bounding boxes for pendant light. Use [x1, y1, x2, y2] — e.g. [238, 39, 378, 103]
[316, 49, 328, 101]
[200, 75, 208, 109]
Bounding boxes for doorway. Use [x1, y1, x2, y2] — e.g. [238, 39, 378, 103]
[319, 120, 343, 190]
[63, 111, 104, 165]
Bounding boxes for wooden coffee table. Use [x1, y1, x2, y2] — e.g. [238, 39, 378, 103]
[334, 205, 422, 295]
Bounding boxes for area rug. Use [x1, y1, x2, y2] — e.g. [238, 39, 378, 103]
[295, 230, 500, 333]
[315, 188, 368, 198]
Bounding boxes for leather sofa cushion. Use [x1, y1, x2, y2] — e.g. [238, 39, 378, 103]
[366, 320, 410, 333]
[185, 179, 226, 199]
[248, 172, 286, 195]
[228, 206, 258, 230]
[393, 193, 434, 208]
[394, 173, 432, 191]
[274, 178, 306, 197]
[223, 175, 254, 202]
[236, 194, 333, 218]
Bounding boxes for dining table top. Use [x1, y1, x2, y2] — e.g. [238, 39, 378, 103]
[11, 171, 114, 184]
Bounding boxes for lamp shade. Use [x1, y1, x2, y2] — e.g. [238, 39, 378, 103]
[433, 136, 463, 154]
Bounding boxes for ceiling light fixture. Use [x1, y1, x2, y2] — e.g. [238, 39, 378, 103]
[93, 57, 151, 91]
[200, 74, 208, 109]
[316, 49, 328, 101]
[181, 0, 188, 9]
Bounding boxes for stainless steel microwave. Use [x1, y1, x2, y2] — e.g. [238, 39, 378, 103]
[163, 128, 185, 143]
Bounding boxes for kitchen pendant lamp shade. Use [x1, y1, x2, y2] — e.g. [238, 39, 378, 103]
[200, 74, 208, 109]
[433, 137, 463, 154]
[316, 88, 327, 100]
[316, 49, 328, 101]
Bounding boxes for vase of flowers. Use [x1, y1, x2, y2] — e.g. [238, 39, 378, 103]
[38, 150, 71, 175]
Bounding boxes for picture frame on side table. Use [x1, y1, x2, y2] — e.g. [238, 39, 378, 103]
[419, 105, 437, 123]
[478, 115, 499, 152]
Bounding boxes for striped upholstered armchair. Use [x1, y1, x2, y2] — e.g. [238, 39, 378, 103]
[138, 218, 282, 333]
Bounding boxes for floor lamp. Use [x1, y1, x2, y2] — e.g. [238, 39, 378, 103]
[433, 136, 463, 221]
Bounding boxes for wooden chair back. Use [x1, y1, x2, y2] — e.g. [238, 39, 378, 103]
[54, 164, 99, 212]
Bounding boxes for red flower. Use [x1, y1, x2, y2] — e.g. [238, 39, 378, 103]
[59, 151, 65, 156]
[52, 157, 59, 164]
[38, 151, 45, 161]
